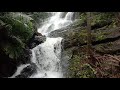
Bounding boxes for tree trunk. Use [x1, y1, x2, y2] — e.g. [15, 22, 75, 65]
[87, 12, 92, 57]
[86, 12, 95, 66]
[115, 12, 120, 26]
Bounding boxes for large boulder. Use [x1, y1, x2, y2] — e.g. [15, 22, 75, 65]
[28, 32, 46, 49]
[15, 63, 37, 78]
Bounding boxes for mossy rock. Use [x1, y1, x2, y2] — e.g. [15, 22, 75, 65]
[0, 12, 36, 60]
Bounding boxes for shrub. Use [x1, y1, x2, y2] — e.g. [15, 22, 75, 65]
[0, 12, 35, 59]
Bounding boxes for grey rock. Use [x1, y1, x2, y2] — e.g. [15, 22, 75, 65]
[15, 63, 37, 78]
[28, 32, 46, 49]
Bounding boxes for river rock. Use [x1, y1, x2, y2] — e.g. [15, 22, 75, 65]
[28, 32, 46, 49]
[15, 63, 37, 78]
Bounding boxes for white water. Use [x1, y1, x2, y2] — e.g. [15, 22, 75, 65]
[30, 37, 63, 78]
[10, 64, 30, 78]
[38, 12, 73, 36]
[12, 12, 74, 78]
[30, 12, 74, 78]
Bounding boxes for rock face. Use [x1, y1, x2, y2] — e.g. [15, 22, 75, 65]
[28, 32, 46, 49]
[49, 25, 85, 50]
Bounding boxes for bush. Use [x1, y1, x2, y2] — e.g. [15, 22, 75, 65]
[0, 12, 36, 59]
[68, 55, 96, 78]
[0, 13, 35, 42]
[77, 64, 96, 78]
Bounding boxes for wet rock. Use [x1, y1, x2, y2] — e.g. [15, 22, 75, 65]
[48, 20, 84, 38]
[28, 32, 46, 49]
[48, 20, 86, 50]
[17, 47, 32, 65]
[49, 19, 113, 50]
[15, 63, 37, 78]
[34, 35, 46, 44]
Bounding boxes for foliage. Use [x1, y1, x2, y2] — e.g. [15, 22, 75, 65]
[22, 12, 50, 28]
[68, 55, 96, 78]
[67, 12, 120, 78]
[77, 64, 96, 78]
[93, 31, 107, 41]
[78, 12, 115, 27]
[0, 13, 34, 42]
[0, 12, 35, 59]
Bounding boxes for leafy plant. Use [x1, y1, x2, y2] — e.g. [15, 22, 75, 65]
[68, 54, 96, 78]
[0, 12, 35, 59]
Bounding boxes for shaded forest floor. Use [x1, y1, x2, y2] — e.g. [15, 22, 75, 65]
[67, 25, 120, 78]
[67, 45, 120, 78]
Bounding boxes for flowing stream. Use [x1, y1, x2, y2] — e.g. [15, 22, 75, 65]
[11, 12, 74, 78]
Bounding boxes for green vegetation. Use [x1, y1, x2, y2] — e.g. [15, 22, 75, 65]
[66, 12, 120, 78]
[1, 12, 120, 78]
[22, 12, 50, 28]
[0, 12, 36, 59]
[68, 55, 96, 78]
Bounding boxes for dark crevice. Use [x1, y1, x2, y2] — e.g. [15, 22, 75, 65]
[64, 35, 120, 49]
[79, 35, 120, 46]
[92, 35, 120, 45]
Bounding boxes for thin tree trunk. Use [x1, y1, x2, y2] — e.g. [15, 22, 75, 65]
[87, 12, 92, 57]
[86, 12, 96, 66]
[115, 12, 120, 26]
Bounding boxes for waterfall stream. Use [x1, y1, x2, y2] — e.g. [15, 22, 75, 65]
[11, 12, 74, 78]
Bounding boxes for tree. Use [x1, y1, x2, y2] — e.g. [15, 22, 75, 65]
[86, 12, 92, 58]
[114, 12, 120, 26]
[86, 12, 96, 66]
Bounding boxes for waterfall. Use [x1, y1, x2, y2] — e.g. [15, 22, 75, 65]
[38, 12, 74, 36]
[11, 12, 74, 78]
[30, 37, 63, 78]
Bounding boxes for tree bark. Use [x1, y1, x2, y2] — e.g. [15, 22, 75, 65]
[87, 12, 92, 57]
[115, 12, 120, 26]
[86, 12, 96, 66]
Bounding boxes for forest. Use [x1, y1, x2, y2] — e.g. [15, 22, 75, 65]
[0, 12, 120, 78]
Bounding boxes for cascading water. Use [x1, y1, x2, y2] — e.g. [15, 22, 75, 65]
[30, 12, 74, 78]
[30, 37, 63, 78]
[38, 12, 73, 36]
[11, 12, 74, 78]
